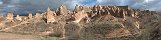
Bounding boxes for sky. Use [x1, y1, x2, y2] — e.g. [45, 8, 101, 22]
[0, 0, 161, 15]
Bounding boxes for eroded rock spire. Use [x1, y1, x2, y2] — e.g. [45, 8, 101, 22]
[46, 7, 56, 24]
[6, 12, 14, 22]
[56, 4, 69, 16]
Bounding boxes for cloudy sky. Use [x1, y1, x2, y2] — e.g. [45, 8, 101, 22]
[0, 0, 160, 15]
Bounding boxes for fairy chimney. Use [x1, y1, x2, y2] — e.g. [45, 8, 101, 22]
[82, 5, 91, 12]
[122, 10, 126, 19]
[134, 11, 139, 18]
[57, 4, 69, 16]
[131, 10, 135, 17]
[6, 12, 14, 22]
[106, 6, 111, 10]
[74, 4, 81, 12]
[46, 7, 56, 23]
[73, 10, 89, 23]
[92, 5, 98, 11]
[92, 5, 98, 14]
[28, 12, 32, 19]
[97, 5, 102, 11]
[113, 6, 118, 10]
[111, 7, 116, 13]
[16, 15, 22, 21]
[35, 13, 42, 19]
[107, 11, 111, 15]
[47, 7, 53, 15]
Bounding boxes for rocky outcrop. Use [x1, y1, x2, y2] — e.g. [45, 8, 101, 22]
[46, 7, 56, 24]
[28, 12, 33, 19]
[35, 13, 42, 19]
[16, 15, 22, 21]
[74, 5, 82, 12]
[72, 10, 89, 23]
[6, 12, 14, 22]
[56, 5, 69, 16]
[0, 5, 160, 40]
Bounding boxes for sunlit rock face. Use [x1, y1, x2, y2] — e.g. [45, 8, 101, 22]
[6, 12, 14, 22]
[56, 5, 69, 16]
[72, 10, 89, 23]
[15, 15, 22, 21]
[46, 7, 56, 24]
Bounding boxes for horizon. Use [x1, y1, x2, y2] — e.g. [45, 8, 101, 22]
[0, 0, 161, 15]
[1, 5, 159, 17]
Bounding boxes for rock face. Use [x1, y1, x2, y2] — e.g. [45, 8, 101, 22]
[73, 10, 89, 23]
[35, 13, 42, 19]
[46, 7, 56, 24]
[0, 5, 161, 40]
[74, 5, 81, 12]
[16, 15, 22, 21]
[28, 12, 33, 19]
[56, 5, 69, 16]
[82, 5, 91, 12]
[6, 12, 14, 22]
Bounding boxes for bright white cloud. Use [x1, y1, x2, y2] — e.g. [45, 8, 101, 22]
[144, 0, 154, 3]
[7, 5, 15, 7]
[0, 0, 2, 4]
[97, 0, 102, 3]
[65, 0, 86, 9]
[0, 2, 2, 4]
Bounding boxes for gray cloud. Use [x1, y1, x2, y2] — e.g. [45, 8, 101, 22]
[96, 0, 161, 11]
[0, 0, 161, 15]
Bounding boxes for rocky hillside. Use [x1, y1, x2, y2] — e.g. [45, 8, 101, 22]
[0, 5, 161, 40]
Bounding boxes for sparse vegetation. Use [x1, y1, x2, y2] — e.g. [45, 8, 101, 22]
[0, 5, 160, 40]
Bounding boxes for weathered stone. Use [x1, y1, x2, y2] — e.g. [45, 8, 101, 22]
[35, 13, 42, 19]
[73, 10, 89, 23]
[82, 5, 91, 12]
[56, 4, 69, 16]
[97, 5, 102, 11]
[16, 15, 22, 21]
[46, 7, 56, 23]
[1, 5, 161, 40]
[122, 10, 126, 19]
[92, 5, 98, 11]
[74, 4, 81, 12]
[28, 12, 32, 19]
[6, 12, 14, 22]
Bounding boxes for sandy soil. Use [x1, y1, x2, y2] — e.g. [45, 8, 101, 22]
[0, 32, 41, 40]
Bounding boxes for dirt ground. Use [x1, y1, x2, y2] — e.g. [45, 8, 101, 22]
[0, 32, 41, 40]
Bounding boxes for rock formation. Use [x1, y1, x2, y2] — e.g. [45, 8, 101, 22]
[35, 13, 42, 19]
[46, 7, 56, 24]
[16, 15, 22, 21]
[0, 5, 160, 40]
[74, 4, 82, 12]
[82, 5, 91, 12]
[56, 4, 69, 16]
[73, 10, 89, 23]
[28, 12, 33, 19]
[6, 12, 14, 22]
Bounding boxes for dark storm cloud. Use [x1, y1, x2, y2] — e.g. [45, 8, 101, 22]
[0, 0, 68, 15]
